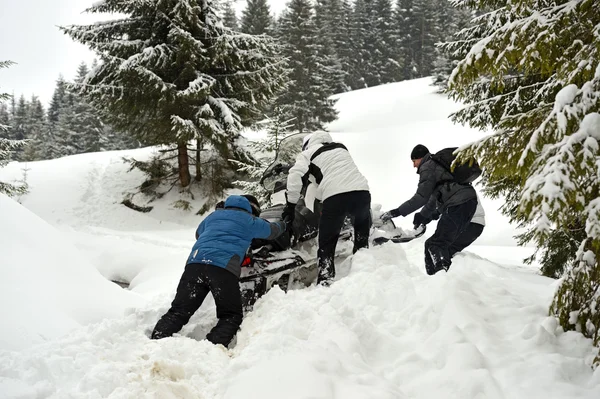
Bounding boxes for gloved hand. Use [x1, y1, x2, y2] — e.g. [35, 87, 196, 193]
[413, 213, 429, 228]
[380, 208, 401, 221]
[282, 201, 296, 226]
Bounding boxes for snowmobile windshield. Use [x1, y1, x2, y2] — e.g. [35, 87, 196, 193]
[260, 163, 290, 193]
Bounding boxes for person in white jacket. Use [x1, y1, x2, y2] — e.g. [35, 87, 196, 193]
[282, 131, 371, 286]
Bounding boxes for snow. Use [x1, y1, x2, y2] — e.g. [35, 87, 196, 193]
[1, 78, 599, 397]
[0, 193, 143, 351]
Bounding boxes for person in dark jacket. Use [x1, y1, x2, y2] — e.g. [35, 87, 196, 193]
[151, 195, 286, 346]
[282, 131, 371, 286]
[381, 144, 478, 275]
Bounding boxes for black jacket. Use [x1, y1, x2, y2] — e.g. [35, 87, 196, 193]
[396, 153, 476, 217]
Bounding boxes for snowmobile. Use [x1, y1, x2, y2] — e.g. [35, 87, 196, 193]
[238, 135, 426, 311]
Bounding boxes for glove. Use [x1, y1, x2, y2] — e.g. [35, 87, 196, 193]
[380, 208, 401, 221]
[282, 201, 296, 225]
[413, 213, 430, 228]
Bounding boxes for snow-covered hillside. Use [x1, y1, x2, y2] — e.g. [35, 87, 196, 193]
[1, 78, 599, 398]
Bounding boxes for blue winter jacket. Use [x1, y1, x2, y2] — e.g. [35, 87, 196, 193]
[186, 195, 286, 277]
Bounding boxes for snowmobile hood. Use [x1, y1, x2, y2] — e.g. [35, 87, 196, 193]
[305, 131, 334, 150]
[224, 195, 252, 214]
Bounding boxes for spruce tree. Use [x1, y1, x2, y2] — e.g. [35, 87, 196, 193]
[48, 76, 68, 124]
[62, 0, 287, 189]
[276, 0, 338, 132]
[0, 61, 27, 196]
[222, 1, 239, 30]
[447, 0, 600, 365]
[314, 0, 351, 92]
[232, 108, 297, 205]
[394, 0, 418, 80]
[432, 2, 475, 90]
[373, 0, 402, 84]
[22, 96, 47, 161]
[241, 0, 273, 35]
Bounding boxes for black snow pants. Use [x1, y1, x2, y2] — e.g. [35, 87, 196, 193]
[151, 263, 243, 346]
[317, 190, 371, 285]
[424, 198, 478, 275]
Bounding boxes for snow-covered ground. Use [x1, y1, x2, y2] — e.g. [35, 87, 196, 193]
[1, 78, 599, 398]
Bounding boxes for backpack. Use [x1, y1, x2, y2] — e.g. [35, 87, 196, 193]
[431, 147, 482, 184]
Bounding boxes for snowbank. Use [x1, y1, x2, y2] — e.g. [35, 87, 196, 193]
[1, 242, 599, 398]
[0, 194, 143, 351]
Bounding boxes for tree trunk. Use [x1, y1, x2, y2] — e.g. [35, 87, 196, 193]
[177, 141, 191, 187]
[195, 138, 202, 182]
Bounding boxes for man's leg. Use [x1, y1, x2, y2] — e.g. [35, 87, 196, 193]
[317, 195, 348, 285]
[423, 239, 437, 275]
[350, 191, 372, 254]
[426, 198, 477, 274]
[151, 264, 210, 339]
[205, 266, 244, 347]
[449, 223, 484, 258]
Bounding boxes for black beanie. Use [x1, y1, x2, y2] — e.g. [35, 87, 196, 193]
[410, 144, 430, 160]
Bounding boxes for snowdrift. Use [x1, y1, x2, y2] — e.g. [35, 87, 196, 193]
[0, 194, 143, 350]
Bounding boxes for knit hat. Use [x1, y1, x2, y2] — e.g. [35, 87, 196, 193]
[410, 144, 430, 160]
[242, 194, 261, 217]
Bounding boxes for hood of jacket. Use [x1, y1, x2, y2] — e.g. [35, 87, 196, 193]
[224, 195, 252, 214]
[305, 131, 334, 150]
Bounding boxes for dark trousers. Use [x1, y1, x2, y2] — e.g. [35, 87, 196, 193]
[151, 263, 243, 346]
[424, 198, 478, 275]
[317, 190, 371, 285]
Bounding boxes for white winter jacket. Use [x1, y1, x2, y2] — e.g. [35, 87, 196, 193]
[286, 131, 369, 204]
[471, 193, 485, 226]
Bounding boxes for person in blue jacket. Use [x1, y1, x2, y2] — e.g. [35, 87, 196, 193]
[151, 195, 286, 346]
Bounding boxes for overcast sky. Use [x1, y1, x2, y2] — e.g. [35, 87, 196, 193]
[0, 0, 287, 107]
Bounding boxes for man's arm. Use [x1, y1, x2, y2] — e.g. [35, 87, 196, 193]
[395, 164, 437, 216]
[419, 195, 439, 221]
[252, 217, 286, 240]
[286, 152, 311, 204]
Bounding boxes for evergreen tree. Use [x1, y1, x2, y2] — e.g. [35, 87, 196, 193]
[347, 0, 372, 88]
[22, 95, 48, 161]
[314, 0, 352, 92]
[241, 0, 273, 35]
[62, 0, 287, 189]
[373, 0, 402, 84]
[394, 0, 418, 80]
[412, 0, 439, 77]
[0, 61, 27, 196]
[432, 2, 475, 90]
[48, 76, 68, 124]
[232, 108, 297, 204]
[222, 1, 239, 30]
[447, 0, 600, 365]
[276, 0, 339, 132]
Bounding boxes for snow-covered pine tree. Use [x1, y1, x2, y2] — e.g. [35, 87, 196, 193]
[411, 0, 439, 77]
[222, 0, 240, 30]
[276, 0, 338, 132]
[0, 61, 27, 196]
[447, 0, 600, 364]
[348, 0, 372, 88]
[62, 0, 287, 189]
[431, 1, 474, 90]
[241, 0, 273, 35]
[22, 96, 48, 161]
[67, 62, 105, 153]
[314, 0, 351, 92]
[373, 0, 402, 84]
[394, 0, 419, 80]
[232, 107, 297, 205]
[47, 76, 68, 124]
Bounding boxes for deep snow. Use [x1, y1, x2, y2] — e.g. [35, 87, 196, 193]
[0, 78, 599, 398]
